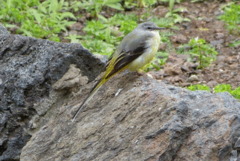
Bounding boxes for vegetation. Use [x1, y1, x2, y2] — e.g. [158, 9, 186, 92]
[177, 38, 218, 69]
[0, 0, 75, 41]
[187, 84, 211, 92]
[187, 84, 240, 99]
[77, 13, 138, 56]
[69, 0, 123, 18]
[143, 51, 169, 71]
[228, 40, 240, 47]
[219, 2, 240, 35]
[165, 0, 190, 24]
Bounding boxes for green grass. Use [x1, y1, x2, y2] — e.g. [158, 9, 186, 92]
[177, 38, 218, 68]
[187, 84, 240, 99]
[219, 3, 240, 35]
[0, 0, 75, 41]
[143, 51, 169, 71]
[187, 84, 211, 91]
[77, 13, 138, 56]
[68, 0, 123, 18]
[228, 40, 240, 47]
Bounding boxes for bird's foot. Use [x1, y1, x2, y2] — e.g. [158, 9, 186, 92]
[136, 69, 145, 76]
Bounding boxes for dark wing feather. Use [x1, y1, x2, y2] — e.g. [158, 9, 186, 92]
[104, 30, 153, 79]
[105, 40, 148, 79]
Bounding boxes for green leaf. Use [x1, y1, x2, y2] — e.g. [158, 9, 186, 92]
[169, 0, 175, 12]
[214, 84, 232, 93]
[60, 12, 76, 19]
[177, 37, 218, 68]
[49, 0, 59, 13]
[29, 8, 42, 24]
[4, 23, 17, 29]
[218, 3, 240, 34]
[229, 40, 240, 47]
[106, 3, 123, 10]
[187, 84, 211, 91]
[230, 87, 240, 99]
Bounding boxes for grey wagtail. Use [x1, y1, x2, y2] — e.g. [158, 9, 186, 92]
[72, 22, 164, 121]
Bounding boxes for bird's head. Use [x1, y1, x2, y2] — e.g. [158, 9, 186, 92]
[137, 22, 165, 31]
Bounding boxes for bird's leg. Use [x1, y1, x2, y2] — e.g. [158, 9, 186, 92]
[123, 69, 144, 76]
[136, 69, 145, 76]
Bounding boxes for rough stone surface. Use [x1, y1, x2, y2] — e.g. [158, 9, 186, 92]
[0, 24, 105, 161]
[20, 70, 240, 161]
[0, 24, 9, 35]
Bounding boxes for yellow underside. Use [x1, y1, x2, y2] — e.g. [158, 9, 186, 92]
[128, 33, 160, 71]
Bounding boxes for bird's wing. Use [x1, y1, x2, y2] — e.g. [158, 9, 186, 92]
[105, 32, 153, 79]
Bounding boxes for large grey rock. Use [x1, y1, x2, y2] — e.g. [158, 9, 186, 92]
[0, 24, 105, 161]
[20, 69, 240, 161]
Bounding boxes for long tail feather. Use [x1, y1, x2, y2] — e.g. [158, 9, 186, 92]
[71, 56, 129, 122]
[71, 78, 107, 122]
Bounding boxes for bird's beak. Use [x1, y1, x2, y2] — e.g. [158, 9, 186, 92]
[152, 27, 165, 30]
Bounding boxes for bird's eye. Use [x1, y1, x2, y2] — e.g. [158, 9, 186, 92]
[147, 27, 151, 30]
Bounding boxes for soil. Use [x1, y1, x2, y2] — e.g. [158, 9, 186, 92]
[69, 0, 240, 89]
[150, 1, 240, 89]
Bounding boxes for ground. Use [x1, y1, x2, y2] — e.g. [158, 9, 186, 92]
[150, 1, 240, 89]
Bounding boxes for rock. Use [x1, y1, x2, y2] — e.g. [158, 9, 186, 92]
[53, 64, 88, 90]
[163, 54, 186, 76]
[148, 70, 165, 79]
[187, 74, 199, 82]
[216, 55, 226, 63]
[181, 65, 190, 72]
[158, 43, 167, 51]
[171, 34, 188, 44]
[164, 64, 182, 75]
[69, 22, 84, 31]
[210, 39, 224, 49]
[234, 137, 240, 150]
[0, 24, 105, 161]
[20, 71, 240, 161]
[206, 80, 218, 88]
[215, 33, 224, 39]
[0, 24, 9, 35]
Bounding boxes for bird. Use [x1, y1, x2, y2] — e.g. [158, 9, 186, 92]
[72, 22, 164, 121]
